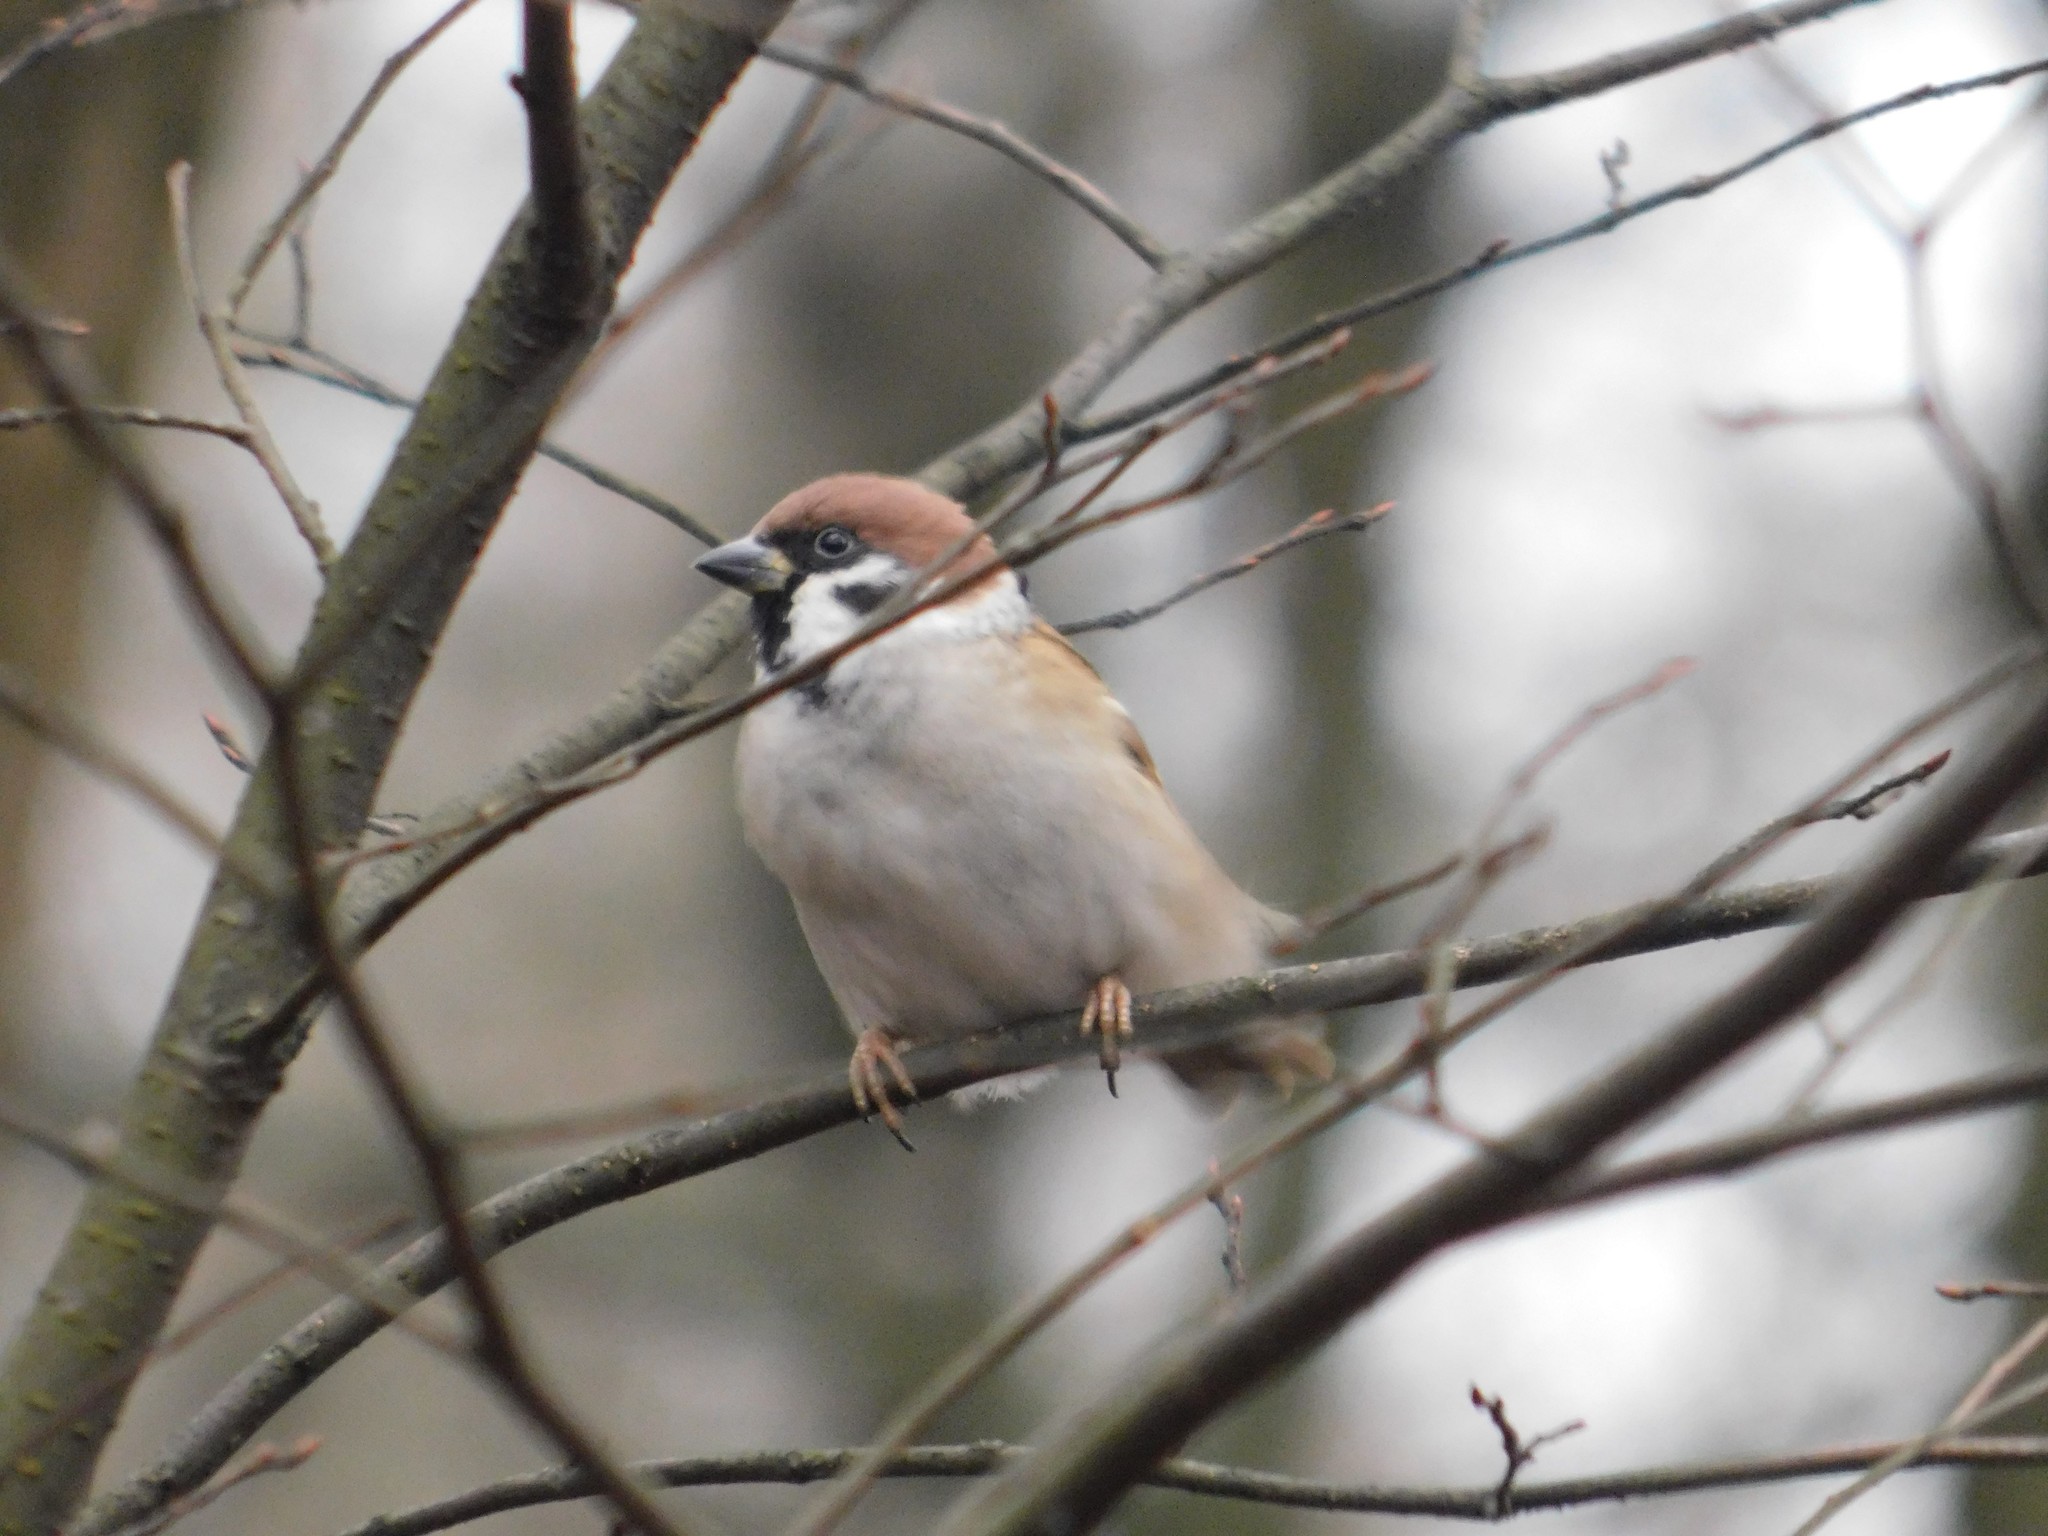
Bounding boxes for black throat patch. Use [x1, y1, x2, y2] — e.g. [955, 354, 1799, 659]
[750, 588, 795, 674]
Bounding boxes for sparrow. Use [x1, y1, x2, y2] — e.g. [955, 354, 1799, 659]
[695, 472, 1331, 1143]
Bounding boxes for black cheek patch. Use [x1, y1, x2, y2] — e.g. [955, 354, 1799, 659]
[833, 580, 896, 616]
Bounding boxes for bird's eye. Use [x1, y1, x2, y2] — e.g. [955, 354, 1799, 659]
[812, 525, 856, 561]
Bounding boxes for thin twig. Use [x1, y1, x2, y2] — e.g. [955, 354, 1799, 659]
[0, 261, 276, 694]
[168, 163, 337, 572]
[229, 330, 721, 543]
[0, 405, 249, 444]
[1207, 1161, 1247, 1294]
[1942, 1280, 2048, 1302]
[320, 1434, 2048, 1536]
[227, 0, 484, 318]
[1469, 1387, 1585, 1518]
[1059, 504, 1390, 635]
[1070, 51, 2048, 458]
[758, 44, 1169, 268]
[92, 819, 2048, 1525]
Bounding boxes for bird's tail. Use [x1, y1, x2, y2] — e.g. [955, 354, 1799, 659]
[1163, 900, 1332, 1108]
[1163, 1018, 1333, 1107]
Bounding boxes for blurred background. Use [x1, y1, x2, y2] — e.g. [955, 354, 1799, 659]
[3, 0, 2048, 1532]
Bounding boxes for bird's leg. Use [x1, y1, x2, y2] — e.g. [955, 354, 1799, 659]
[849, 1027, 918, 1151]
[1080, 974, 1134, 1097]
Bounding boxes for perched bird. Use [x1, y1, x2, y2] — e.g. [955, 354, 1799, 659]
[696, 473, 1330, 1142]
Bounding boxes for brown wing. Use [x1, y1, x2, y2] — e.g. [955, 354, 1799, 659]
[1018, 620, 1162, 786]
[1017, 627, 1331, 1105]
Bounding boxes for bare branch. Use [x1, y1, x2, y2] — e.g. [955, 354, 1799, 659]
[1059, 505, 1389, 636]
[925, 680, 2048, 1536]
[227, 0, 484, 318]
[1943, 1280, 2048, 1302]
[230, 330, 722, 543]
[1078, 51, 2048, 454]
[1469, 1387, 1585, 1518]
[758, 44, 1169, 269]
[169, 162, 337, 573]
[516, 0, 597, 309]
[323, 1434, 2048, 1536]
[104, 813, 2048, 1536]
[921, 0, 1883, 500]
[0, 404, 249, 444]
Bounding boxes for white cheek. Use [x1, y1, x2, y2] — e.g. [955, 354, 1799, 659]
[767, 563, 1033, 677]
[774, 554, 906, 671]
[782, 581, 864, 664]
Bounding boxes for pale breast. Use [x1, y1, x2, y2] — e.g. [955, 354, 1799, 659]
[735, 631, 1265, 1039]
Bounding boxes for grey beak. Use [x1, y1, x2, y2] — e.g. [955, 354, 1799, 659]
[694, 536, 795, 595]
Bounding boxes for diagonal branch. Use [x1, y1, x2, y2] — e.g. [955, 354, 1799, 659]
[927, 684, 2048, 1536]
[1075, 51, 2048, 449]
[919, 0, 1882, 500]
[757, 44, 1169, 269]
[169, 161, 338, 573]
[1058, 505, 1388, 635]
[227, 0, 484, 319]
[75, 818, 2048, 1531]
[0, 10, 791, 1535]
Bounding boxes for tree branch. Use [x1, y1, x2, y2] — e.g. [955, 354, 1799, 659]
[757, 44, 1170, 269]
[75, 816, 2048, 1533]
[226, 0, 484, 319]
[517, 0, 596, 310]
[1057, 505, 1388, 636]
[325, 1434, 2048, 1536]
[1, 9, 788, 1533]
[229, 331, 722, 542]
[927, 683, 2048, 1536]
[919, 0, 1882, 501]
[169, 161, 338, 573]
[1076, 51, 2048, 449]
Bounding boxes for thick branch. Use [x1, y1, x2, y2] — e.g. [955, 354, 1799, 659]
[920, 0, 1880, 500]
[1079, 51, 2048, 445]
[931, 684, 2048, 1536]
[0, 9, 786, 1533]
[74, 822, 2048, 1531]
[517, 0, 596, 308]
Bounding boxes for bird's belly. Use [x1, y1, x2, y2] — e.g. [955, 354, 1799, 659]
[737, 689, 1142, 1037]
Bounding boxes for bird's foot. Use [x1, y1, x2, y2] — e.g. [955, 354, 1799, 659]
[849, 1028, 918, 1151]
[1080, 974, 1134, 1097]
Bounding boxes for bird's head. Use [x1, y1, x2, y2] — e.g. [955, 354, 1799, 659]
[695, 473, 1024, 677]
